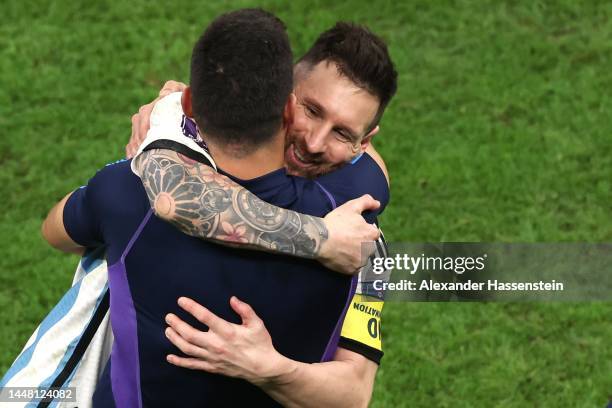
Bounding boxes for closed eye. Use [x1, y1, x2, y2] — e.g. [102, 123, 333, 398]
[334, 128, 349, 139]
[334, 127, 357, 143]
[305, 104, 319, 116]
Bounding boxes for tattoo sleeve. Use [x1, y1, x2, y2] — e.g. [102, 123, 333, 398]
[133, 149, 328, 258]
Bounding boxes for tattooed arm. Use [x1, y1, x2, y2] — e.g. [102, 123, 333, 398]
[133, 149, 380, 274]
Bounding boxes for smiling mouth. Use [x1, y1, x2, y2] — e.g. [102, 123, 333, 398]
[294, 146, 307, 162]
[289, 144, 314, 167]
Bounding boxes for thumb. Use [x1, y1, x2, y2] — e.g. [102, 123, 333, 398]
[348, 194, 381, 214]
[230, 296, 259, 326]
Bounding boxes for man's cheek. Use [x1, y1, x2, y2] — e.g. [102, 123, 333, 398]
[329, 144, 355, 166]
[289, 113, 309, 136]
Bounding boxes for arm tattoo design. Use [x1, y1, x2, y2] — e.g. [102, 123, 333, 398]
[133, 149, 329, 258]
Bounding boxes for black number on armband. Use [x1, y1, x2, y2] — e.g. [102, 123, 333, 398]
[367, 318, 379, 339]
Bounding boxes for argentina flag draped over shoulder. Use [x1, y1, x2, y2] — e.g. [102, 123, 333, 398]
[0, 247, 113, 408]
[0, 92, 212, 407]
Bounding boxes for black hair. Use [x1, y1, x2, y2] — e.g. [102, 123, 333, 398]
[190, 9, 293, 152]
[298, 22, 397, 130]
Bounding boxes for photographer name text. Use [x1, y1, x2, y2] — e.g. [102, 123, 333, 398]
[373, 279, 564, 292]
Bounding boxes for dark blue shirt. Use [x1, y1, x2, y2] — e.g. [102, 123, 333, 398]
[63, 154, 388, 407]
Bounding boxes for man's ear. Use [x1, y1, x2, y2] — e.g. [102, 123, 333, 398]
[283, 93, 297, 129]
[360, 125, 380, 151]
[181, 86, 194, 117]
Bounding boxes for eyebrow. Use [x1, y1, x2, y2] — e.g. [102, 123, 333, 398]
[303, 97, 360, 141]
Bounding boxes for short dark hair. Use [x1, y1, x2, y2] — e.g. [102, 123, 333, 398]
[190, 9, 293, 152]
[297, 22, 397, 130]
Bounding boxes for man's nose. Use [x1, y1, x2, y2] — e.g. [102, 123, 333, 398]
[304, 126, 328, 154]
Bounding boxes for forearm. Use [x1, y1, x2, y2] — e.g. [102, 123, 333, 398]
[258, 354, 375, 408]
[133, 149, 328, 258]
[164, 298, 379, 407]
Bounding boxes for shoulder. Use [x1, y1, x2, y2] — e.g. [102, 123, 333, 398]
[89, 159, 139, 191]
[96, 158, 133, 176]
[315, 153, 390, 213]
[86, 159, 149, 215]
[364, 145, 389, 185]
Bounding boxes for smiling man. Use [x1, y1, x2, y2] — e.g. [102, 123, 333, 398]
[2, 14, 396, 408]
[125, 21, 397, 407]
[36, 11, 396, 407]
[285, 61, 380, 177]
[284, 29, 395, 179]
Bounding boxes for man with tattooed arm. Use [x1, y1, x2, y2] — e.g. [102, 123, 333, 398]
[37, 9, 396, 408]
[126, 21, 396, 408]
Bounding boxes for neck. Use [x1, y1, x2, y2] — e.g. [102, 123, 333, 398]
[205, 130, 286, 180]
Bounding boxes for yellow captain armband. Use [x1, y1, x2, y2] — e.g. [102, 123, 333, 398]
[339, 293, 384, 352]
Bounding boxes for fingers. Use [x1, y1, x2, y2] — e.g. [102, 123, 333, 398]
[177, 297, 230, 335]
[126, 142, 138, 159]
[125, 145, 134, 159]
[164, 326, 209, 360]
[128, 81, 186, 158]
[138, 102, 154, 144]
[347, 194, 381, 213]
[126, 113, 139, 158]
[354, 223, 380, 242]
[127, 98, 158, 159]
[166, 354, 216, 372]
[165, 313, 208, 345]
[369, 224, 381, 241]
[160, 80, 187, 97]
[229, 296, 259, 326]
[127, 108, 146, 158]
[361, 240, 377, 260]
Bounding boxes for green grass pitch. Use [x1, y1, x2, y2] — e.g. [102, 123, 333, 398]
[1, 1, 610, 406]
